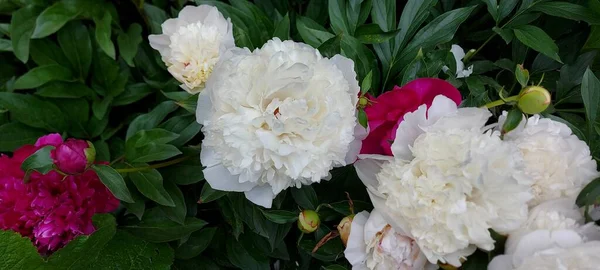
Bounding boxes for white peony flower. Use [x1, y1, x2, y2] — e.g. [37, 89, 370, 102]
[148, 5, 234, 94]
[498, 113, 599, 206]
[197, 38, 360, 208]
[488, 199, 600, 270]
[355, 96, 532, 266]
[344, 210, 435, 270]
[442, 45, 473, 78]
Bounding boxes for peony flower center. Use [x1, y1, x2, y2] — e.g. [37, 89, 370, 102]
[168, 22, 223, 89]
[367, 224, 420, 269]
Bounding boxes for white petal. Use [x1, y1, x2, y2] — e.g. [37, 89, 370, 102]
[179, 5, 213, 24]
[200, 145, 219, 168]
[148, 34, 170, 55]
[160, 18, 183, 36]
[345, 211, 369, 267]
[363, 209, 388, 240]
[196, 90, 212, 124]
[450, 45, 466, 61]
[203, 164, 256, 192]
[511, 230, 583, 266]
[390, 103, 428, 160]
[487, 255, 514, 270]
[330, 54, 360, 106]
[345, 124, 368, 164]
[244, 185, 276, 208]
[426, 95, 458, 122]
[353, 156, 390, 189]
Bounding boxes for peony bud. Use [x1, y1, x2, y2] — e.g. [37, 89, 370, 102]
[53, 139, 95, 175]
[517, 86, 551, 114]
[337, 215, 354, 246]
[298, 210, 320, 233]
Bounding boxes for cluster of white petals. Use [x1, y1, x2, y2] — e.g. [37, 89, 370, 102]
[344, 210, 432, 270]
[149, 5, 234, 94]
[499, 113, 599, 206]
[489, 199, 600, 270]
[355, 96, 532, 266]
[197, 38, 359, 208]
[442, 45, 473, 78]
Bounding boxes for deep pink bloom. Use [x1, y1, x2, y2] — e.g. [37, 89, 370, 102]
[0, 135, 119, 254]
[360, 78, 462, 156]
[53, 139, 91, 175]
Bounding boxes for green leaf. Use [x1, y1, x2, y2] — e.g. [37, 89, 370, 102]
[30, 38, 71, 67]
[341, 35, 377, 83]
[21, 145, 54, 176]
[123, 183, 147, 220]
[121, 208, 208, 243]
[226, 237, 270, 270]
[113, 83, 154, 106]
[94, 11, 115, 59]
[582, 68, 600, 130]
[296, 16, 335, 48]
[92, 97, 113, 119]
[498, 0, 519, 22]
[585, 26, 600, 50]
[129, 129, 180, 148]
[0, 38, 12, 52]
[174, 256, 220, 270]
[36, 81, 94, 98]
[317, 35, 341, 58]
[130, 169, 175, 207]
[482, 0, 499, 22]
[199, 183, 227, 204]
[355, 24, 400, 44]
[361, 70, 373, 94]
[32, 1, 80, 39]
[291, 186, 318, 210]
[92, 164, 135, 203]
[0, 123, 45, 152]
[371, 0, 395, 32]
[501, 108, 524, 136]
[493, 26, 514, 44]
[126, 101, 178, 139]
[0, 92, 68, 132]
[175, 227, 217, 259]
[10, 6, 40, 63]
[394, 0, 436, 52]
[322, 265, 347, 270]
[461, 250, 489, 270]
[75, 231, 174, 270]
[515, 64, 530, 87]
[174, 94, 198, 114]
[328, 0, 350, 34]
[261, 209, 298, 224]
[160, 180, 187, 224]
[14, 64, 72, 90]
[159, 115, 202, 147]
[144, 3, 168, 34]
[577, 177, 600, 206]
[0, 231, 44, 269]
[118, 23, 143, 67]
[128, 144, 182, 163]
[273, 13, 290, 40]
[58, 21, 92, 79]
[46, 214, 117, 267]
[160, 154, 204, 185]
[513, 25, 562, 63]
[218, 197, 244, 239]
[530, 2, 600, 25]
[358, 108, 368, 128]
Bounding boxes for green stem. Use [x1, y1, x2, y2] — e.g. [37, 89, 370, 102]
[482, 95, 519, 109]
[115, 155, 192, 173]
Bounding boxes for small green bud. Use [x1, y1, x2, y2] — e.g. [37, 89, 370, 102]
[298, 210, 320, 233]
[517, 86, 551, 114]
[359, 96, 369, 107]
[84, 141, 96, 166]
[337, 215, 354, 246]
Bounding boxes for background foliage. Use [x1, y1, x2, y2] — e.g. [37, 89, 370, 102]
[0, 0, 599, 269]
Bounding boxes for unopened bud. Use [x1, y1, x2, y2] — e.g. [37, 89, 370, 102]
[298, 210, 320, 233]
[359, 96, 369, 107]
[337, 215, 354, 246]
[517, 86, 551, 114]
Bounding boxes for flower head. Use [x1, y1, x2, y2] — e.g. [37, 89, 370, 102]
[361, 78, 462, 156]
[0, 135, 119, 254]
[53, 139, 95, 175]
[344, 210, 431, 270]
[149, 5, 234, 94]
[498, 113, 599, 206]
[355, 96, 532, 266]
[197, 38, 359, 208]
[298, 210, 320, 233]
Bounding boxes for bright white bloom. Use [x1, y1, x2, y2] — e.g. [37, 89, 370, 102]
[499, 113, 599, 206]
[488, 199, 600, 270]
[355, 96, 532, 266]
[442, 45, 473, 78]
[344, 210, 434, 270]
[197, 38, 360, 208]
[149, 5, 234, 94]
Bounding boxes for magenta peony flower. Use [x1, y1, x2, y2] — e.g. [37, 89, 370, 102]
[0, 135, 118, 254]
[360, 78, 462, 156]
[53, 139, 95, 175]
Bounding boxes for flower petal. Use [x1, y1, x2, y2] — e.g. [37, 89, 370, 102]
[344, 211, 369, 267]
[203, 164, 256, 192]
[244, 185, 276, 208]
[487, 255, 514, 270]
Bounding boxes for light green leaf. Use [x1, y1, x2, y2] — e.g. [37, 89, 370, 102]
[0, 123, 45, 152]
[92, 164, 135, 203]
[328, 0, 350, 34]
[121, 208, 207, 243]
[32, 1, 80, 39]
[0, 92, 68, 132]
[0, 230, 44, 269]
[273, 13, 290, 40]
[13, 64, 72, 89]
[296, 16, 335, 48]
[513, 25, 562, 63]
[10, 6, 40, 63]
[58, 21, 92, 79]
[117, 23, 142, 67]
[582, 68, 600, 130]
[130, 169, 175, 207]
[355, 24, 400, 44]
[94, 11, 115, 59]
[21, 145, 54, 176]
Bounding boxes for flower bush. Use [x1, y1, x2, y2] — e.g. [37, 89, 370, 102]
[1, 0, 600, 269]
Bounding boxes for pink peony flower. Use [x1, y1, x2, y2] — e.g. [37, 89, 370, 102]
[360, 78, 462, 156]
[0, 135, 118, 254]
[53, 139, 94, 175]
